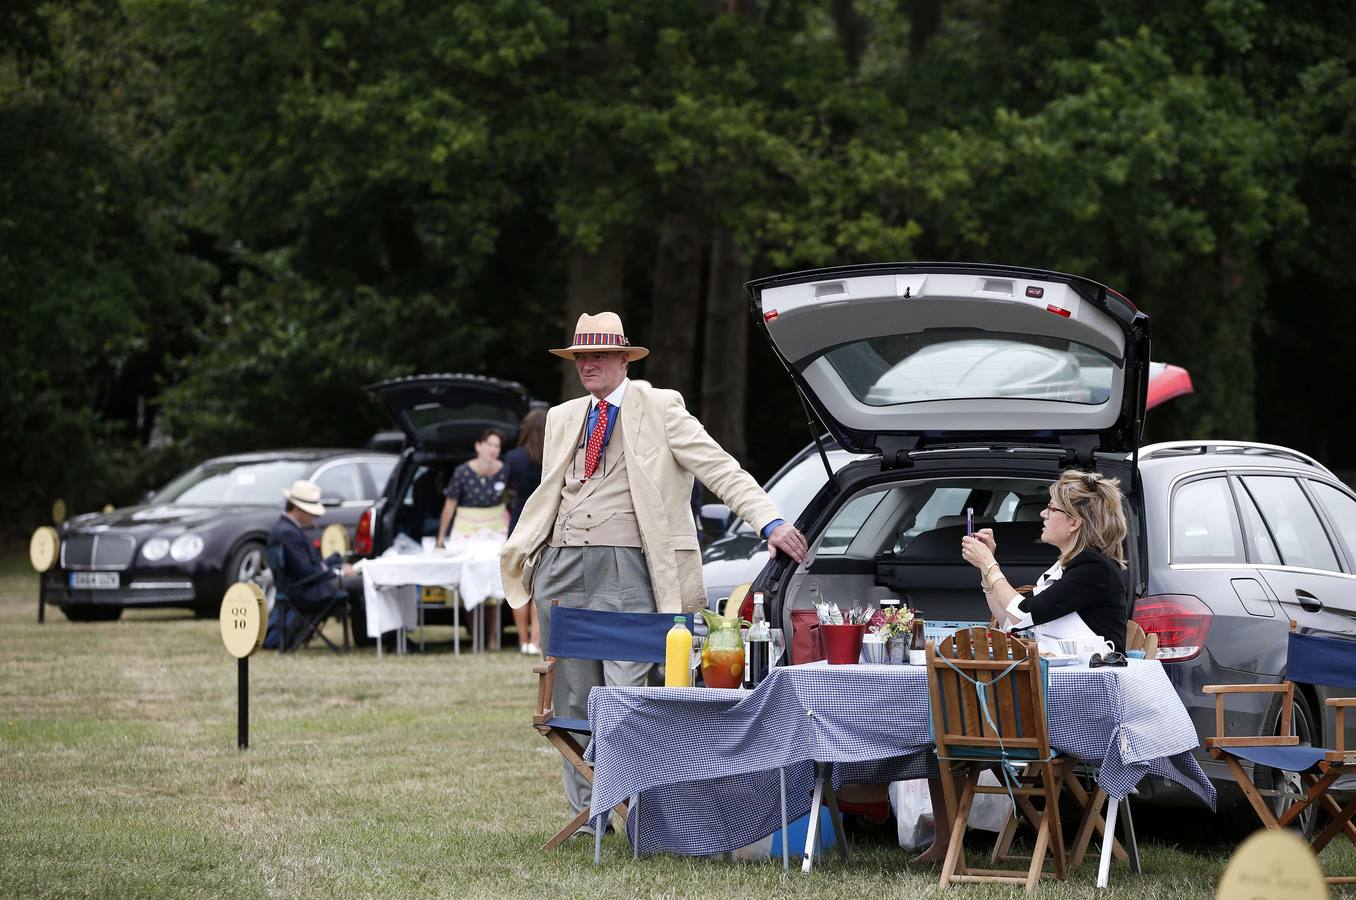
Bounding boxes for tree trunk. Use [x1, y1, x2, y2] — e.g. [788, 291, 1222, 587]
[559, 233, 627, 401]
[645, 212, 702, 397]
[903, 0, 943, 59]
[700, 227, 750, 462]
[831, 0, 868, 72]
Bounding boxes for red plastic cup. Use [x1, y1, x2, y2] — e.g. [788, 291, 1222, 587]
[821, 623, 866, 665]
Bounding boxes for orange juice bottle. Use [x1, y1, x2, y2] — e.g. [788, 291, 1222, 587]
[664, 616, 693, 687]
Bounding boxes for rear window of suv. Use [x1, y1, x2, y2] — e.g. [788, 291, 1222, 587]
[823, 329, 1116, 407]
[1170, 477, 1245, 564]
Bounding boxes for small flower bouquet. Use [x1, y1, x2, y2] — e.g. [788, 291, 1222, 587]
[870, 604, 916, 664]
[870, 605, 916, 640]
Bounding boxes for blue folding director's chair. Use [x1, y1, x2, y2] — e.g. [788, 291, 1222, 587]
[265, 543, 351, 654]
[532, 601, 686, 856]
[1206, 628, 1356, 886]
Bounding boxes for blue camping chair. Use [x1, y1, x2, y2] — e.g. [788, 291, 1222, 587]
[265, 543, 351, 654]
[1206, 629, 1356, 886]
[532, 601, 687, 853]
[926, 626, 1069, 891]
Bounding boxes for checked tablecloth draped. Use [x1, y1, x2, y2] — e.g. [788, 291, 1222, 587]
[586, 659, 1215, 857]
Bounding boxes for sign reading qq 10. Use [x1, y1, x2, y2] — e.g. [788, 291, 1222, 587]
[219, 582, 267, 658]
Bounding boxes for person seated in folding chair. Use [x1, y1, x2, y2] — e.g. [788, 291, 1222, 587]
[501, 312, 808, 838]
[917, 469, 1130, 864]
[262, 480, 359, 651]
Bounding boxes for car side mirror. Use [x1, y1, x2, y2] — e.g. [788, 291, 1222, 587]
[699, 503, 733, 538]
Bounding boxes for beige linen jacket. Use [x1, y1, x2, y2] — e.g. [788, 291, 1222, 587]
[500, 380, 781, 614]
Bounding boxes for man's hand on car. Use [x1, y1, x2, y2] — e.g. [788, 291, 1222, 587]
[767, 522, 809, 563]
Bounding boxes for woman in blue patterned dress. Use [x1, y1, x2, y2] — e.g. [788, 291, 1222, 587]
[435, 429, 510, 547]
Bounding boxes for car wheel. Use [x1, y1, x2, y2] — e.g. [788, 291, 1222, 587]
[61, 605, 123, 622]
[227, 541, 267, 585]
[1256, 688, 1319, 839]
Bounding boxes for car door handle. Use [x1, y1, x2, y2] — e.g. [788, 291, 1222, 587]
[1282, 589, 1324, 613]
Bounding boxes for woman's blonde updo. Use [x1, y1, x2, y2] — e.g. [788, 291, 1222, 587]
[1050, 469, 1128, 569]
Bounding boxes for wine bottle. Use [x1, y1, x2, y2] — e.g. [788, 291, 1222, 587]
[745, 592, 770, 688]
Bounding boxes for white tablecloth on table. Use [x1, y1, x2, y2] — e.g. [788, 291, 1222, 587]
[357, 541, 504, 639]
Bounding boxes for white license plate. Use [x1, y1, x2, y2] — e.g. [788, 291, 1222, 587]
[71, 572, 119, 589]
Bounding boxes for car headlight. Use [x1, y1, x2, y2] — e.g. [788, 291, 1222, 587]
[142, 538, 170, 561]
[170, 534, 204, 562]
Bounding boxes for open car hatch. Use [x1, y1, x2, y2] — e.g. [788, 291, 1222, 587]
[748, 263, 1151, 466]
[366, 373, 530, 452]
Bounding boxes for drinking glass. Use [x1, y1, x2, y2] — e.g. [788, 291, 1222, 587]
[769, 628, 786, 666]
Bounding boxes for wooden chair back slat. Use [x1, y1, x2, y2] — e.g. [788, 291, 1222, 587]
[930, 627, 1049, 757]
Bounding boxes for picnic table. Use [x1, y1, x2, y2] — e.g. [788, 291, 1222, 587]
[587, 658, 1215, 859]
[355, 538, 504, 655]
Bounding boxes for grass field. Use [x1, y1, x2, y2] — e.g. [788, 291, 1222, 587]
[0, 553, 1347, 897]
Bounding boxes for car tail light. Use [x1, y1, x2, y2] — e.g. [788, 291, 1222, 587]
[1133, 594, 1213, 661]
[354, 507, 373, 556]
[738, 592, 753, 623]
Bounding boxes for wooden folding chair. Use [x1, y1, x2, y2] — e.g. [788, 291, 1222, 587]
[927, 626, 1068, 891]
[1125, 619, 1158, 660]
[532, 601, 688, 850]
[1205, 627, 1356, 885]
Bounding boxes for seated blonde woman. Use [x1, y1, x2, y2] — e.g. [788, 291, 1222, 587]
[962, 468, 1129, 653]
[916, 469, 1130, 865]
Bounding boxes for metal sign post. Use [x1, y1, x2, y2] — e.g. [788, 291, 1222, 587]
[220, 582, 267, 750]
[29, 526, 59, 624]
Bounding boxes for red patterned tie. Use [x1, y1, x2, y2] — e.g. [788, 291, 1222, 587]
[583, 399, 609, 480]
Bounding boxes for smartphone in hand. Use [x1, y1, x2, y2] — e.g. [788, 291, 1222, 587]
[966, 507, 974, 537]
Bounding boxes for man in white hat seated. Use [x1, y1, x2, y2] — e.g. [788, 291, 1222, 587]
[263, 479, 358, 650]
[501, 311, 808, 830]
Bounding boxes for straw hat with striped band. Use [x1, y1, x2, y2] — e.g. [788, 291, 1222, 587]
[549, 312, 648, 361]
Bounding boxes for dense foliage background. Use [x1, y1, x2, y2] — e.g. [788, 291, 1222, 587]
[4, 0, 1355, 540]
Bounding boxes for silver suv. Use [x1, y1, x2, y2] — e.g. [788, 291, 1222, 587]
[745, 262, 1356, 819]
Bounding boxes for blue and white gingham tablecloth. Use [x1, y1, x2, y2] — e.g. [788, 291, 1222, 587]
[586, 658, 1215, 857]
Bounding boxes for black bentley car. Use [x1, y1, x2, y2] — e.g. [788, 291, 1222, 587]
[43, 449, 395, 621]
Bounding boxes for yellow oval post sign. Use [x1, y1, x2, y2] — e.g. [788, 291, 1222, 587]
[29, 526, 59, 573]
[320, 523, 351, 559]
[219, 581, 267, 658]
[51, 498, 67, 524]
[1216, 828, 1328, 900]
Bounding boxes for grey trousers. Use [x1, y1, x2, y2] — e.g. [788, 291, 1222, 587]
[534, 545, 656, 820]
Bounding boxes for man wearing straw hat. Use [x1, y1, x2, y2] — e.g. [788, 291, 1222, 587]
[502, 311, 807, 825]
[262, 479, 357, 650]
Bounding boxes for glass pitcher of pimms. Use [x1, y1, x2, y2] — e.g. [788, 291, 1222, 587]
[699, 608, 746, 689]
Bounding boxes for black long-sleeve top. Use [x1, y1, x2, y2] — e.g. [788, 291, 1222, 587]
[1015, 548, 1129, 653]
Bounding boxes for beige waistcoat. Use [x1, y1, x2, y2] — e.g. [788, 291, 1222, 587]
[548, 414, 642, 548]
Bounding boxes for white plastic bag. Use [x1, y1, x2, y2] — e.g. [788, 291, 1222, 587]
[968, 770, 1017, 832]
[890, 777, 935, 849]
[890, 772, 1014, 849]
